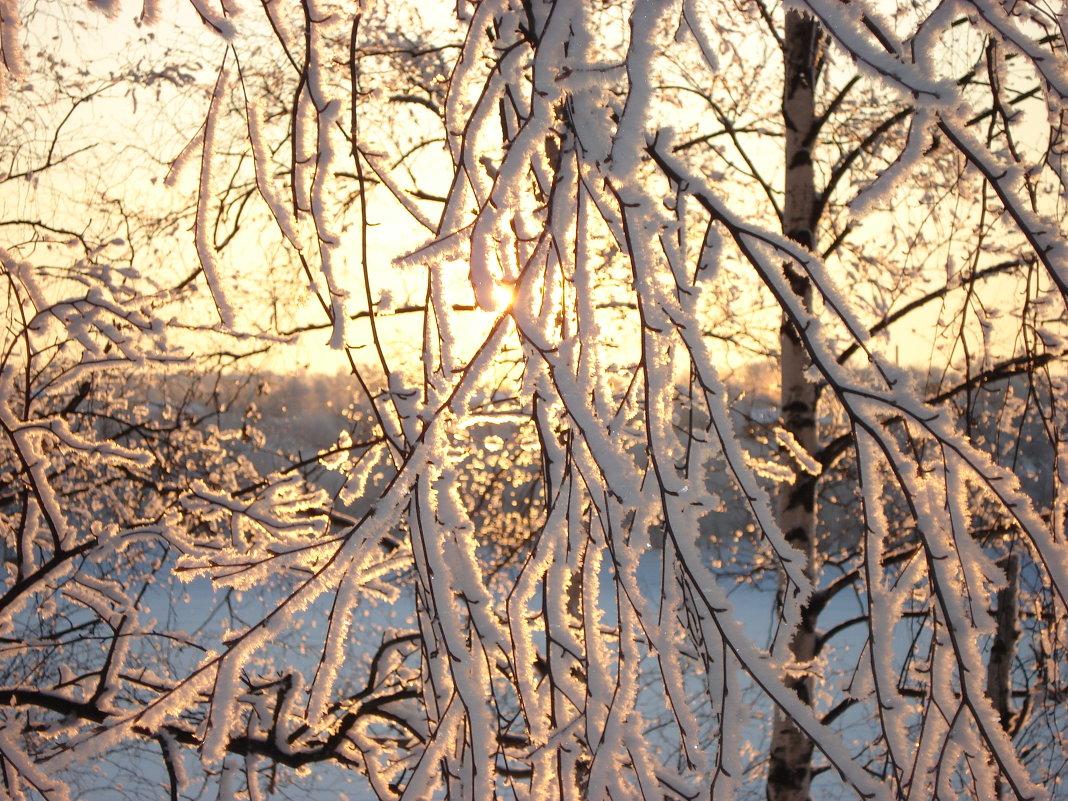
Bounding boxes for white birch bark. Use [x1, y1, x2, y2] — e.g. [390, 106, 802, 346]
[767, 11, 823, 801]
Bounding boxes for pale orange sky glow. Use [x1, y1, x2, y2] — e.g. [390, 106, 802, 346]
[8, 0, 1048, 384]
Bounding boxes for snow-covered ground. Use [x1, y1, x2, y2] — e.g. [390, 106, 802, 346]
[62, 366, 1061, 800]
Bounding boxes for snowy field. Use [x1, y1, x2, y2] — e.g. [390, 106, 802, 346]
[52, 367, 1062, 801]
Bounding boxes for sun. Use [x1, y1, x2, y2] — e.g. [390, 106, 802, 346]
[486, 281, 517, 312]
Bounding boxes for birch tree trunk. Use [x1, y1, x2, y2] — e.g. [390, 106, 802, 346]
[988, 552, 1020, 798]
[767, 11, 824, 801]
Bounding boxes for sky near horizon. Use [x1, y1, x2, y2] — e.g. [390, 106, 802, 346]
[3, 0, 1052, 382]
